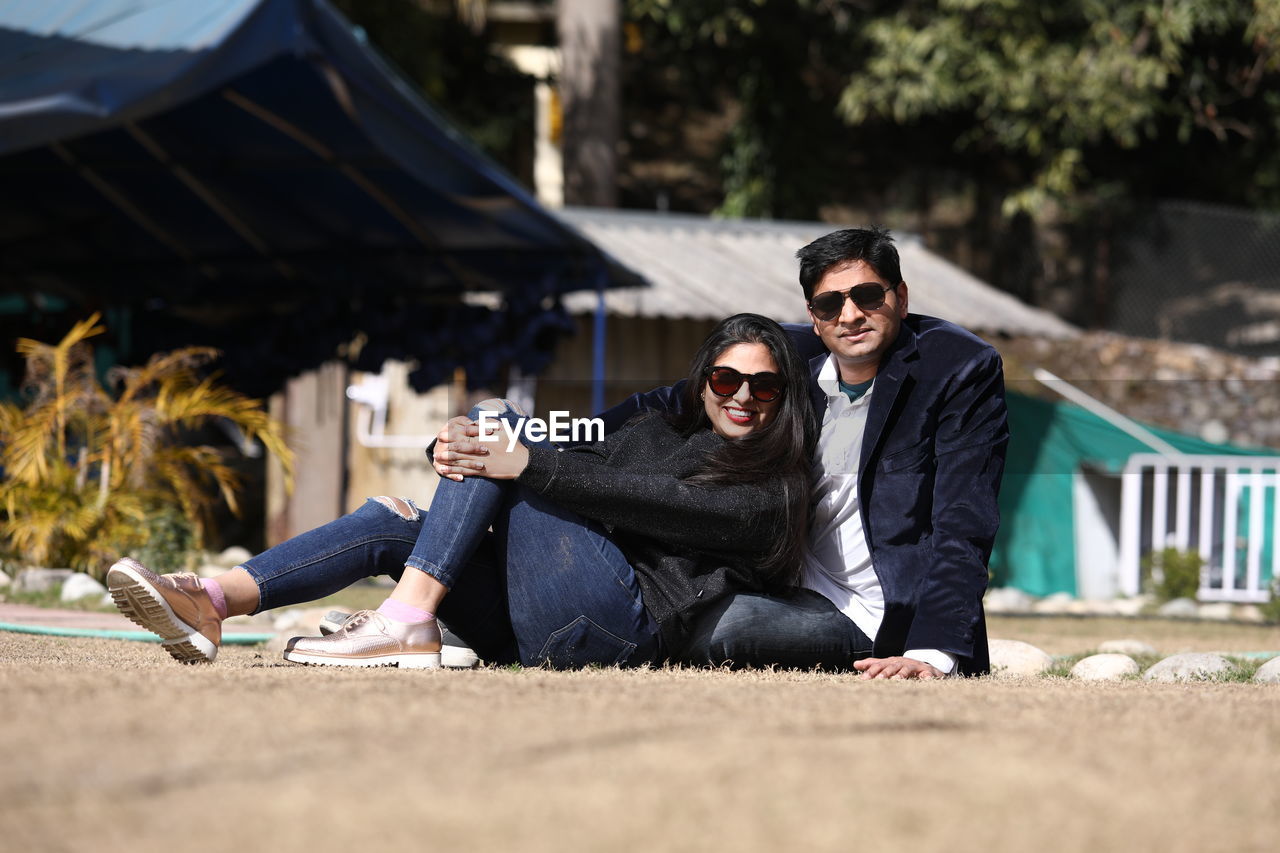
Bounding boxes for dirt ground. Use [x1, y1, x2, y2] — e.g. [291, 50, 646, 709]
[2, 621, 1277, 853]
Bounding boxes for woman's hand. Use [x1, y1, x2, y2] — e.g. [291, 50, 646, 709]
[433, 416, 490, 482]
[461, 440, 529, 480]
[434, 412, 529, 480]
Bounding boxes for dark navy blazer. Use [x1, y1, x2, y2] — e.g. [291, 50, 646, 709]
[597, 314, 1008, 675]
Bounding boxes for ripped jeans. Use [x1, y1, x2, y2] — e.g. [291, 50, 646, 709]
[241, 406, 661, 670]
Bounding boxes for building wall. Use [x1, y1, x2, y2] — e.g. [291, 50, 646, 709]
[266, 362, 347, 547]
[535, 313, 717, 418]
[343, 362, 455, 516]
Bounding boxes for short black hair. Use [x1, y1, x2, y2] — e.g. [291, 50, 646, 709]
[796, 226, 903, 301]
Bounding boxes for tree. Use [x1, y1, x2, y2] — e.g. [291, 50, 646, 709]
[560, 0, 622, 206]
[840, 0, 1280, 216]
[626, 0, 1280, 322]
[330, 0, 536, 182]
[627, 0, 864, 219]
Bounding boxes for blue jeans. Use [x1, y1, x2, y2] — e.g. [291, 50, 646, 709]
[242, 406, 661, 669]
[678, 588, 874, 671]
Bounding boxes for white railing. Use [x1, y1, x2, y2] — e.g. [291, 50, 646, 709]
[1119, 454, 1280, 602]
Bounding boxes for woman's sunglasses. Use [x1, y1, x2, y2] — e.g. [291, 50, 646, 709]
[704, 366, 786, 403]
[807, 283, 897, 321]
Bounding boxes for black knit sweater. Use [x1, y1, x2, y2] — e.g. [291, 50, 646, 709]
[516, 413, 789, 653]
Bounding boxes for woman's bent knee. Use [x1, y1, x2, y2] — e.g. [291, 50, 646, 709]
[366, 495, 421, 522]
[470, 397, 526, 419]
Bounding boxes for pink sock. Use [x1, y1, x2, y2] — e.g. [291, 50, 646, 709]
[377, 598, 435, 624]
[202, 578, 228, 620]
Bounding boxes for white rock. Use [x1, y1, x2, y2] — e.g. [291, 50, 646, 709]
[1253, 656, 1280, 683]
[195, 563, 224, 579]
[988, 639, 1054, 677]
[1066, 599, 1107, 615]
[1098, 639, 1158, 657]
[1071, 599, 1118, 616]
[264, 609, 335, 655]
[271, 607, 332, 635]
[1234, 605, 1265, 624]
[1142, 653, 1235, 682]
[59, 572, 107, 602]
[1196, 602, 1234, 621]
[984, 587, 1035, 613]
[0, 569, 10, 588]
[1108, 597, 1150, 617]
[1071, 654, 1140, 681]
[216, 546, 253, 568]
[1156, 598, 1199, 619]
[14, 568, 74, 594]
[1032, 592, 1077, 615]
[1200, 420, 1229, 445]
[272, 608, 305, 631]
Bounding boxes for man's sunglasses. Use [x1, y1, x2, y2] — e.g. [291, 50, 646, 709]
[703, 366, 786, 403]
[807, 283, 898, 321]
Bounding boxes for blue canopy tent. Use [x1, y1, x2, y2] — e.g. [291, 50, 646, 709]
[0, 0, 640, 397]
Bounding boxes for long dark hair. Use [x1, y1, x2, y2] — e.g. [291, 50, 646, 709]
[668, 313, 816, 590]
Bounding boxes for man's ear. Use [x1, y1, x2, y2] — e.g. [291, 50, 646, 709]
[895, 281, 909, 318]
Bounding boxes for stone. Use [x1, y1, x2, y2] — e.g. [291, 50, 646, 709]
[271, 607, 333, 635]
[1196, 602, 1234, 621]
[216, 546, 253, 569]
[1108, 597, 1150, 617]
[1200, 420, 1229, 445]
[13, 568, 74, 594]
[1071, 654, 1140, 682]
[1253, 656, 1280, 683]
[983, 586, 1035, 613]
[1032, 592, 1077, 615]
[1156, 597, 1199, 619]
[59, 572, 107, 602]
[1079, 599, 1123, 615]
[1233, 604, 1265, 624]
[1098, 639, 1158, 657]
[1067, 598, 1108, 614]
[196, 563, 224, 579]
[988, 639, 1054, 677]
[1142, 653, 1235, 682]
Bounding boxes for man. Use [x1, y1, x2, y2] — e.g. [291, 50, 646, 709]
[436, 227, 1007, 677]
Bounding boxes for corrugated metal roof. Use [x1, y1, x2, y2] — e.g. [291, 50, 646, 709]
[558, 208, 1079, 338]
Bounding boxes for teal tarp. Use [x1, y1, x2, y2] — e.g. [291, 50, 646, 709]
[989, 392, 1268, 596]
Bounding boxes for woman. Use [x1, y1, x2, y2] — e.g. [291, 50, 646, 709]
[107, 313, 815, 669]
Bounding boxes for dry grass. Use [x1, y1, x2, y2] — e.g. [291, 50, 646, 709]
[2, 625, 1278, 853]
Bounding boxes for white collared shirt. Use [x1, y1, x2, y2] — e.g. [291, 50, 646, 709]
[800, 355, 956, 675]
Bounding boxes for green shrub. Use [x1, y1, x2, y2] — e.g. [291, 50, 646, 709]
[130, 503, 198, 573]
[1141, 547, 1203, 602]
[1260, 579, 1280, 625]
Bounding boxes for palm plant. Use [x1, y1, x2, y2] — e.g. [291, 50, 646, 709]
[0, 314, 294, 577]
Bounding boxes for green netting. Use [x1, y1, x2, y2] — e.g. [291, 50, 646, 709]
[989, 392, 1269, 596]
